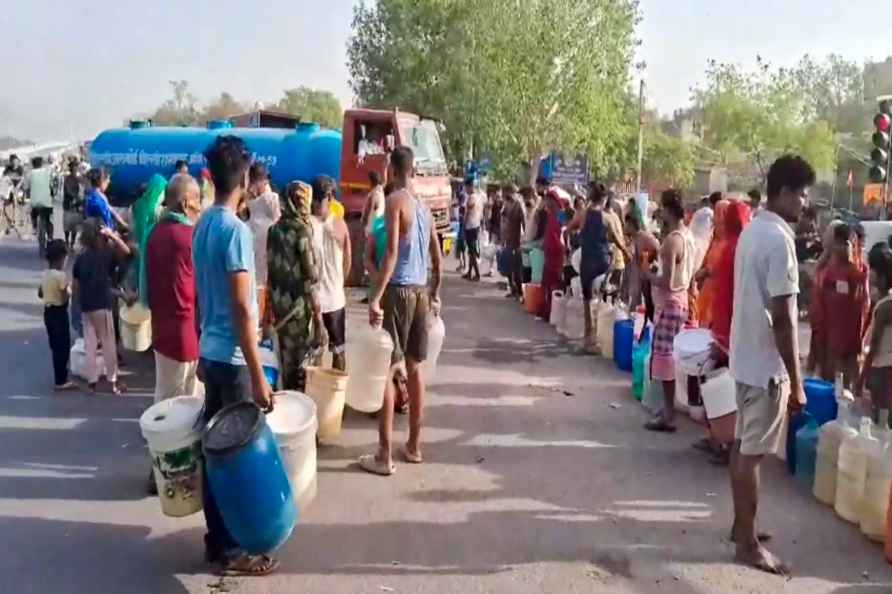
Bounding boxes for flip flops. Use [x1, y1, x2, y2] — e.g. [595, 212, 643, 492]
[402, 446, 423, 464]
[358, 454, 395, 476]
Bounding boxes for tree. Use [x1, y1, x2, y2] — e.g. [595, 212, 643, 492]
[692, 58, 837, 179]
[641, 127, 695, 189]
[347, 0, 640, 179]
[203, 92, 247, 122]
[150, 80, 201, 126]
[787, 54, 863, 133]
[277, 87, 343, 130]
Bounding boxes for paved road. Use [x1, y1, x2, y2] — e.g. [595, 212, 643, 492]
[0, 231, 890, 594]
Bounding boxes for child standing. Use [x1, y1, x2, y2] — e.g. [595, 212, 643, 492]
[809, 223, 870, 387]
[40, 240, 75, 390]
[72, 220, 131, 394]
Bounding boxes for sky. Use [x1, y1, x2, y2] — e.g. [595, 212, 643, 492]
[2, 0, 891, 142]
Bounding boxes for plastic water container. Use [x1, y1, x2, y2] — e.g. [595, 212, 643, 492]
[529, 248, 545, 284]
[835, 417, 878, 523]
[265, 391, 318, 511]
[549, 291, 566, 327]
[786, 412, 811, 474]
[814, 398, 857, 505]
[564, 297, 586, 341]
[119, 302, 152, 352]
[346, 325, 394, 413]
[259, 342, 279, 389]
[861, 412, 890, 542]
[203, 402, 296, 554]
[421, 314, 446, 382]
[69, 338, 106, 380]
[522, 283, 545, 315]
[139, 396, 204, 517]
[794, 413, 820, 491]
[597, 302, 617, 358]
[305, 367, 348, 442]
[642, 369, 664, 415]
[804, 378, 838, 426]
[673, 328, 714, 376]
[632, 327, 652, 401]
[613, 319, 634, 372]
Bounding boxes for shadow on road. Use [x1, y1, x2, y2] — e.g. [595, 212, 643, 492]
[0, 515, 196, 593]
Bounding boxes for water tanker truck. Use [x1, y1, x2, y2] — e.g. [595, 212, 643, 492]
[90, 108, 452, 284]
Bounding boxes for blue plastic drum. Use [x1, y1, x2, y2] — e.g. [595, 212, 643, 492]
[203, 402, 296, 554]
[613, 319, 635, 372]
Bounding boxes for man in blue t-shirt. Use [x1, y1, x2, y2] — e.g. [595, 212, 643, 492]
[191, 136, 277, 575]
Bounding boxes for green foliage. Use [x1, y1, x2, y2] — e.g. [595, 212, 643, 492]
[692, 57, 838, 177]
[276, 87, 344, 130]
[641, 126, 695, 189]
[348, 0, 641, 179]
[144, 82, 342, 129]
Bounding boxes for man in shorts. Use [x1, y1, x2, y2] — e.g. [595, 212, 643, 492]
[362, 146, 442, 476]
[728, 154, 814, 575]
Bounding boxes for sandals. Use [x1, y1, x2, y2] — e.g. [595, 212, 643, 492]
[358, 454, 395, 476]
[402, 445, 423, 464]
[644, 417, 677, 433]
[110, 381, 127, 396]
[53, 381, 77, 392]
[223, 554, 279, 576]
[691, 437, 713, 453]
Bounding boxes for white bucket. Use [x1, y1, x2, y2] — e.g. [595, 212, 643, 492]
[139, 396, 204, 517]
[700, 369, 737, 420]
[266, 391, 318, 511]
[120, 303, 152, 352]
[306, 367, 347, 443]
[673, 328, 714, 376]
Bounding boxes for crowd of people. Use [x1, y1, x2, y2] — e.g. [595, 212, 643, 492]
[26, 137, 443, 576]
[451, 154, 892, 575]
[17, 140, 892, 576]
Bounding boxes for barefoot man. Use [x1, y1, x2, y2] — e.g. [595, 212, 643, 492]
[361, 146, 442, 476]
[728, 154, 814, 574]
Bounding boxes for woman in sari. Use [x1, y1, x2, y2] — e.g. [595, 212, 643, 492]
[709, 201, 752, 352]
[694, 200, 730, 328]
[266, 181, 324, 391]
[133, 174, 166, 305]
[538, 187, 566, 321]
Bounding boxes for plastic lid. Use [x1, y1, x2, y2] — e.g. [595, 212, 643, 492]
[674, 329, 713, 357]
[265, 391, 317, 438]
[139, 396, 203, 436]
[203, 401, 262, 455]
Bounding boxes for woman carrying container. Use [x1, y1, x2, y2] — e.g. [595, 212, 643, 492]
[266, 181, 325, 392]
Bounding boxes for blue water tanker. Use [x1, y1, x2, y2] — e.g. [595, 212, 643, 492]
[91, 120, 342, 203]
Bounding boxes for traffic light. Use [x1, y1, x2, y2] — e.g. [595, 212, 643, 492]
[870, 99, 892, 183]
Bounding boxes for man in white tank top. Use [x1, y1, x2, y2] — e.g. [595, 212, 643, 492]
[311, 176, 351, 371]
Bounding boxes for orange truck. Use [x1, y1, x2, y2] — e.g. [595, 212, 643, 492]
[338, 108, 453, 284]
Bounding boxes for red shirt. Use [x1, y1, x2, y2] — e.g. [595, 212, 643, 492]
[146, 220, 199, 362]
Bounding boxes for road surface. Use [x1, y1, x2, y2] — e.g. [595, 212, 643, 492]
[0, 230, 889, 594]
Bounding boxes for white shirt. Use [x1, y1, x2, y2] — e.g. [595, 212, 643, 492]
[311, 215, 346, 314]
[729, 210, 799, 389]
[25, 167, 53, 208]
[465, 191, 484, 230]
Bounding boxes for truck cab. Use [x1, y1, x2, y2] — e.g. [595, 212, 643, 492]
[339, 108, 452, 283]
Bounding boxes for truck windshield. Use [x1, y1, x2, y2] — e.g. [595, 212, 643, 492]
[400, 120, 447, 175]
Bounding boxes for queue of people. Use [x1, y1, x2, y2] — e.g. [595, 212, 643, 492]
[455, 155, 878, 575]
